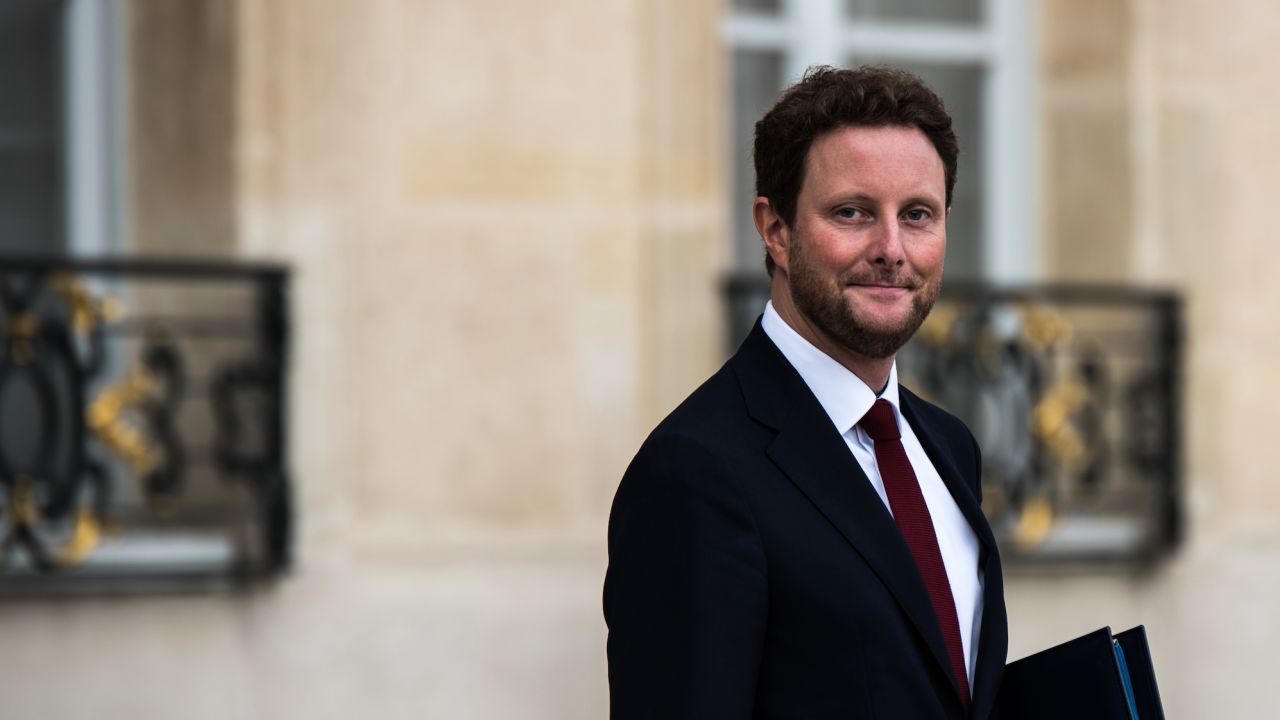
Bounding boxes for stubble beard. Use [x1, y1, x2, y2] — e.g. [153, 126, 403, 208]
[787, 242, 940, 360]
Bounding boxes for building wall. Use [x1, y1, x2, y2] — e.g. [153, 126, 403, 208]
[234, 0, 726, 716]
[1, 1, 724, 718]
[1026, 1, 1280, 716]
[128, 0, 237, 256]
[235, 0, 725, 548]
[5, 0, 1280, 717]
[1040, 0, 1135, 282]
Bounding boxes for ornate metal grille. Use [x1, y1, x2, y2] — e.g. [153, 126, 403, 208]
[0, 257, 290, 592]
[725, 273, 1182, 566]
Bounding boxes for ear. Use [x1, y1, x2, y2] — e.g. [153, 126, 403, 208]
[753, 197, 791, 274]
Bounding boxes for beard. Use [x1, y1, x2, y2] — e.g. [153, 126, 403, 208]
[787, 242, 940, 360]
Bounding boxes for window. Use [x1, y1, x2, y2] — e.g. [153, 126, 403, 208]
[723, 0, 1039, 283]
[0, 0, 64, 255]
[0, 0, 124, 257]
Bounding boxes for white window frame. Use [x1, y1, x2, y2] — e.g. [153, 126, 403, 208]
[723, 0, 1040, 283]
[64, 0, 127, 256]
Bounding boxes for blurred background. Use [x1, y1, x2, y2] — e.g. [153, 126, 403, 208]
[1, 0, 1278, 717]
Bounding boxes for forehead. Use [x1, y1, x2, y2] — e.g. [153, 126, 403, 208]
[801, 125, 946, 202]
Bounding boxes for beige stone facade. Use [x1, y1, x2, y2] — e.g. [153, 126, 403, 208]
[4, 0, 1280, 717]
[1030, 1, 1280, 715]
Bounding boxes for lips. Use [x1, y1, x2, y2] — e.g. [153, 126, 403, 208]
[851, 284, 910, 297]
[846, 279, 916, 292]
[843, 272, 917, 291]
[845, 279, 916, 303]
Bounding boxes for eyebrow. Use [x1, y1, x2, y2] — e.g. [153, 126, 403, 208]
[824, 192, 944, 211]
[900, 195, 945, 211]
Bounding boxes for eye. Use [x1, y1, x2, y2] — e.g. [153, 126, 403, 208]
[836, 207, 862, 220]
[903, 208, 931, 223]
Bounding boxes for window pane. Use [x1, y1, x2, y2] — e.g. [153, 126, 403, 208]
[845, 0, 983, 25]
[0, 153, 59, 252]
[730, 49, 783, 271]
[0, 0, 63, 254]
[850, 59, 986, 279]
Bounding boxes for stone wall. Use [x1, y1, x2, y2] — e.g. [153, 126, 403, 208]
[1022, 1, 1280, 716]
[5, 0, 1280, 717]
[3, 1, 724, 717]
[128, 0, 237, 256]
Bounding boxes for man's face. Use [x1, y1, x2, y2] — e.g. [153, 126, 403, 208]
[776, 125, 947, 360]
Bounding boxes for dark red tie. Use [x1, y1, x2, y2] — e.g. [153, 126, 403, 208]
[859, 399, 971, 713]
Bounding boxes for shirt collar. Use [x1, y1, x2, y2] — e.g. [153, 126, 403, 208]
[761, 300, 901, 435]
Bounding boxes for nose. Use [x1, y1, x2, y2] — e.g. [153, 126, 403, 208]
[871, 218, 906, 267]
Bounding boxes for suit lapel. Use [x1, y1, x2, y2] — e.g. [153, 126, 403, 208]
[732, 324, 960, 707]
[901, 388, 1008, 719]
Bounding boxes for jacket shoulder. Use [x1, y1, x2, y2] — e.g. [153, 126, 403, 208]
[616, 357, 764, 508]
[653, 362, 748, 437]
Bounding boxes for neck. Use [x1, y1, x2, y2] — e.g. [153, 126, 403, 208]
[770, 281, 895, 394]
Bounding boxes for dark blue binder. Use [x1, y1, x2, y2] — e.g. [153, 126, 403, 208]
[1114, 626, 1167, 720]
[995, 625, 1166, 720]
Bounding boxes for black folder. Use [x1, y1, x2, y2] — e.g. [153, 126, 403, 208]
[995, 625, 1165, 720]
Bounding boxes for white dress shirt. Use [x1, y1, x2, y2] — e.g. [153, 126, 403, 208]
[761, 301, 984, 686]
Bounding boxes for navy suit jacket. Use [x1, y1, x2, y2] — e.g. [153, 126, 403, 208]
[605, 321, 1007, 719]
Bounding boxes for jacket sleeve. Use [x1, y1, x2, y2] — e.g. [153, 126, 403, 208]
[604, 432, 768, 719]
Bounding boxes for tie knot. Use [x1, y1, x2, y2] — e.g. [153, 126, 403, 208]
[858, 398, 900, 441]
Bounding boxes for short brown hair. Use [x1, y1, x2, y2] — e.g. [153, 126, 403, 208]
[753, 65, 958, 275]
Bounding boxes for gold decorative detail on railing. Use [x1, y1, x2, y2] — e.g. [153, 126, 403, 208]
[10, 474, 39, 527]
[49, 274, 123, 334]
[8, 477, 107, 568]
[55, 510, 103, 567]
[917, 304, 957, 347]
[1013, 497, 1054, 550]
[1032, 380, 1088, 463]
[1021, 305, 1074, 351]
[87, 368, 162, 478]
[6, 312, 38, 365]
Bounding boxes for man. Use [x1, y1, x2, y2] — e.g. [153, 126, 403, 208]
[604, 66, 1007, 718]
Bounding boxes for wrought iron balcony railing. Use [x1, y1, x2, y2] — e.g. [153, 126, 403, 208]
[0, 257, 290, 592]
[725, 272, 1182, 567]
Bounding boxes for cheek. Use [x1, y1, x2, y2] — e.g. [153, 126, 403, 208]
[911, 239, 947, 274]
[805, 230, 861, 267]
